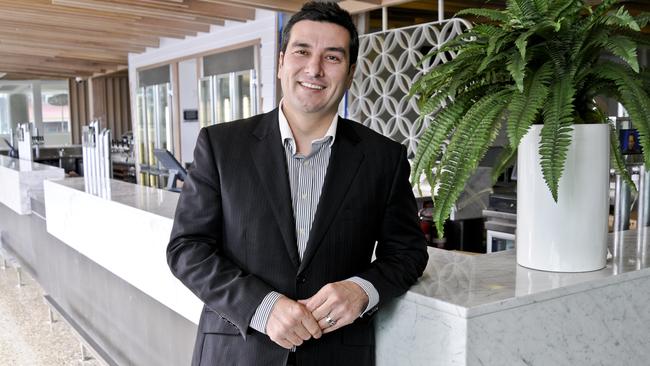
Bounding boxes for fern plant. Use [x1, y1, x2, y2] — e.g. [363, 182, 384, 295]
[410, 0, 650, 238]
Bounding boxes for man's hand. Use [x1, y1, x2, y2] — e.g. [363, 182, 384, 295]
[299, 281, 369, 334]
[266, 296, 322, 349]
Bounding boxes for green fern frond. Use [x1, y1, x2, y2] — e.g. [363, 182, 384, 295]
[432, 90, 510, 237]
[410, 94, 474, 187]
[591, 0, 618, 19]
[600, 35, 639, 72]
[506, 62, 553, 147]
[507, 50, 527, 92]
[507, 0, 539, 24]
[635, 12, 650, 28]
[594, 62, 650, 166]
[531, 0, 549, 14]
[604, 6, 641, 31]
[540, 78, 576, 202]
[456, 8, 509, 23]
[548, 0, 583, 21]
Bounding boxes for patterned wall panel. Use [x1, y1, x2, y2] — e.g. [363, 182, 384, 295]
[346, 19, 472, 157]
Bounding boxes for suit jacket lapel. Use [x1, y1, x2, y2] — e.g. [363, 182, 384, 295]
[250, 110, 300, 268]
[299, 119, 364, 274]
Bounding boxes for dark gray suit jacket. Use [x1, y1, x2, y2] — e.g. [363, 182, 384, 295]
[167, 109, 428, 366]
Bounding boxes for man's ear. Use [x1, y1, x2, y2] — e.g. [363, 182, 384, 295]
[346, 63, 356, 89]
[277, 52, 285, 78]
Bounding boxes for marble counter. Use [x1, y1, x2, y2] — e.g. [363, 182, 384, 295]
[36, 173, 650, 365]
[376, 230, 650, 366]
[0, 155, 64, 215]
[44, 177, 203, 324]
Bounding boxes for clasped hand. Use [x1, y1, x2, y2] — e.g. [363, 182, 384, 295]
[265, 281, 369, 349]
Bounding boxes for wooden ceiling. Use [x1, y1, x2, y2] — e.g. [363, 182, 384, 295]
[0, 0, 648, 80]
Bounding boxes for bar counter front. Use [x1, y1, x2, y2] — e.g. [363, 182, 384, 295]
[1, 156, 649, 366]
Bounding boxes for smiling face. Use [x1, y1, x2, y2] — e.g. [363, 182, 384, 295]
[278, 20, 355, 122]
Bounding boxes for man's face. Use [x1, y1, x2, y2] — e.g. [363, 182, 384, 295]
[278, 20, 355, 119]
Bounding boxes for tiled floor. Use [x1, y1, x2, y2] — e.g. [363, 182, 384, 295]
[0, 263, 100, 366]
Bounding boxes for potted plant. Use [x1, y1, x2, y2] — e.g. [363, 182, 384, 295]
[409, 0, 650, 271]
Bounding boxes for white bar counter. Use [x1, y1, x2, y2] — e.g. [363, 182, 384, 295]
[0, 155, 64, 215]
[44, 177, 203, 324]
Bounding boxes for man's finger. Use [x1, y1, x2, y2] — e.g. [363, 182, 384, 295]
[293, 322, 312, 341]
[311, 297, 336, 321]
[285, 333, 304, 347]
[301, 315, 322, 339]
[303, 290, 328, 311]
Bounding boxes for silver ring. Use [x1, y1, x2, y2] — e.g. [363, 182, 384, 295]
[325, 314, 337, 327]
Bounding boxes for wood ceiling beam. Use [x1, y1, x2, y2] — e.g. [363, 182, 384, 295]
[51, 0, 248, 24]
[0, 20, 161, 48]
[0, 43, 127, 64]
[0, 61, 95, 77]
[0, 65, 90, 78]
[0, 1, 213, 35]
[199, 0, 303, 13]
[0, 73, 68, 81]
[0, 32, 147, 54]
[339, 0, 416, 14]
[0, 54, 117, 73]
[0, 10, 209, 39]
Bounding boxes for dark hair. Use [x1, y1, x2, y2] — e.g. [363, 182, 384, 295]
[281, 1, 359, 66]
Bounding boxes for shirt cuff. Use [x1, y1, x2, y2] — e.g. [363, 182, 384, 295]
[347, 276, 379, 317]
[249, 291, 283, 334]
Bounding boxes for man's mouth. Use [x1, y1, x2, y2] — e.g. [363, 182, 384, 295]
[299, 81, 325, 90]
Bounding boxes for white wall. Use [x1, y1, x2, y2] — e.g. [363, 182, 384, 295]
[128, 9, 279, 164]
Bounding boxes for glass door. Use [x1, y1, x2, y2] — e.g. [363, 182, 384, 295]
[198, 70, 257, 128]
[136, 82, 172, 187]
[198, 77, 213, 128]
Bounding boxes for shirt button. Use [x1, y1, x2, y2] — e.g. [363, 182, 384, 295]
[299, 228, 305, 235]
[301, 192, 308, 199]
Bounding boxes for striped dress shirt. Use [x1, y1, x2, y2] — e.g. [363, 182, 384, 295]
[249, 105, 379, 335]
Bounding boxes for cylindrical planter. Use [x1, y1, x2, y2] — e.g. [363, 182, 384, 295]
[517, 124, 610, 272]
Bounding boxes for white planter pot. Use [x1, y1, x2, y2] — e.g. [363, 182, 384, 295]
[517, 124, 610, 272]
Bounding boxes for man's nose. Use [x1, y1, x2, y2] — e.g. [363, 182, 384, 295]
[304, 54, 324, 77]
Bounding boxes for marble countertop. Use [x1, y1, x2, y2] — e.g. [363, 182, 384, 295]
[409, 229, 650, 318]
[0, 155, 65, 173]
[43, 176, 650, 325]
[51, 177, 179, 219]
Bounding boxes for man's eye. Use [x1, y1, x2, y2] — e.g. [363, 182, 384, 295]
[326, 55, 340, 62]
[294, 50, 308, 55]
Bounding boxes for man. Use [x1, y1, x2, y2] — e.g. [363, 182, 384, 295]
[167, 2, 428, 365]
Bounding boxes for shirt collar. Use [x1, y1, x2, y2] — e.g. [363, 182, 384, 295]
[278, 99, 338, 147]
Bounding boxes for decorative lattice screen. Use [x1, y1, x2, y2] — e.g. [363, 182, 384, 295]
[346, 19, 472, 157]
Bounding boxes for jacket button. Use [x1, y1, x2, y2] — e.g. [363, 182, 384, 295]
[297, 276, 307, 284]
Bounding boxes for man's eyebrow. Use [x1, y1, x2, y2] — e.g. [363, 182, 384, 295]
[289, 41, 312, 49]
[288, 42, 347, 55]
[325, 47, 347, 55]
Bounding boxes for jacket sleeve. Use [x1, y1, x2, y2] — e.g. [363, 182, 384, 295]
[357, 144, 429, 307]
[166, 127, 273, 338]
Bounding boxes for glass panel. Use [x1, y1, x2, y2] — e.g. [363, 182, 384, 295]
[145, 85, 156, 186]
[199, 77, 213, 128]
[136, 88, 148, 184]
[235, 71, 253, 120]
[0, 84, 32, 137]
[41, 80, 70, 134]
[216, 74, 231, 123]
